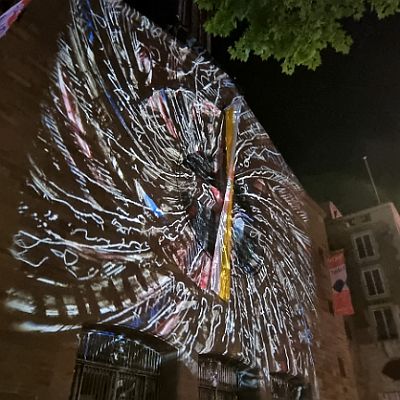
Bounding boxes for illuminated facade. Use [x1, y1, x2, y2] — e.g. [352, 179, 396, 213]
[0, 0, 318, 399]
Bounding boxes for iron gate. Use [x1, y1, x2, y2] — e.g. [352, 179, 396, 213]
[69, 331, 160, 400]
[198, 357, 238, 400]
[270, 373, 308, 400]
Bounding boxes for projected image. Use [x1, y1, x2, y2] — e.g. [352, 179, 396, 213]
[6, 0, 315, 381]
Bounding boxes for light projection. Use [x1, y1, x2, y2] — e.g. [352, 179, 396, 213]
[0, 0, 31, 39]
[6, 0, 316, 384]
[210, 104, 239, 301]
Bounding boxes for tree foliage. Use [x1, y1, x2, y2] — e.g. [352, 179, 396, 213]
[195, 0, 400, 74]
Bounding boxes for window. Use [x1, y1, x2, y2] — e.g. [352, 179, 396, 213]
[198, 356, 238, 400]
[328, 300, 334, 315]
[344, 320, 352, 341]
[355, 233, 374, 258]
[372, 307, 398, 341]
[70, 330, 161, 400]
[318, 247, 326, 269]
[353, 232, 377, 260]
[337, 357, 346, 377]
[362, 267, 386, 297]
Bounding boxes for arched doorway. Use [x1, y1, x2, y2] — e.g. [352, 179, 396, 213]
[69, 329, 161, 400]
[198, 354, 259, 400]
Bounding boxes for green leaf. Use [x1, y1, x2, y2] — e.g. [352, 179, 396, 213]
[195, 0, 400, 74]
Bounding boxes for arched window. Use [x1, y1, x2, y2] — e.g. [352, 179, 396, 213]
[70, 330, 161, 400]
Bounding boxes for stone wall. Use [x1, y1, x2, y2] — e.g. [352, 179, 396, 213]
[326, 203, 400, 400]
[304, 195, 359, 400]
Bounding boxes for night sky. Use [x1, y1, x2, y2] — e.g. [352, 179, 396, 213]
[128, 1, 400, 214]
[212, 14, 400, 214]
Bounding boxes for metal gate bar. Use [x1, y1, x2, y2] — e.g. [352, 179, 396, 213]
[70, 331, 160, 400]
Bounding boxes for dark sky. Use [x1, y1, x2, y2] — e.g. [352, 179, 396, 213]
[128, 1, 400, 214]
[212, 14, 400, 214]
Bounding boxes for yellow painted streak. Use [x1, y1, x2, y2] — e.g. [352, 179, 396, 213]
[219, 108, 235, 301]
[219, 194, 234, 300]
[225, 108, 235, 172]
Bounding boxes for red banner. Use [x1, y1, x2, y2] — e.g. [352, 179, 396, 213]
[328, 250, 354, 316]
